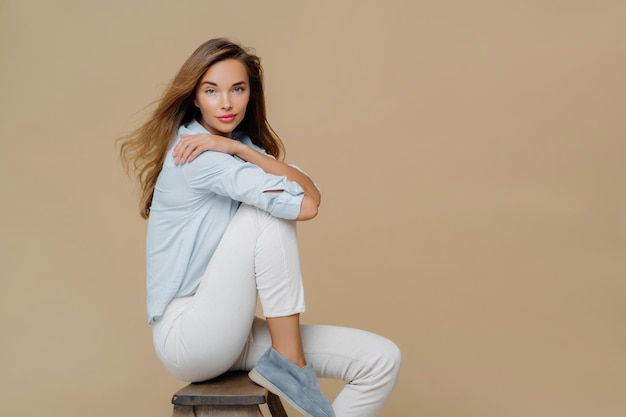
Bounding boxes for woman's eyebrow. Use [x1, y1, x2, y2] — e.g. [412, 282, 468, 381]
[200, 80, 247, 86]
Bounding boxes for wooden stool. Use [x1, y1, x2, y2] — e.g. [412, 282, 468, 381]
[171, 371, 288, 417]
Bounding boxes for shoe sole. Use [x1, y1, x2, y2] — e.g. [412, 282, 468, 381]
[248, 368, 317, 417]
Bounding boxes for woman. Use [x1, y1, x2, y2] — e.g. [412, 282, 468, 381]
[119, 38, 401, 417]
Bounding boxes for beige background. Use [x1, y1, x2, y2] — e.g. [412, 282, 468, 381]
[1, 1, 625, 416]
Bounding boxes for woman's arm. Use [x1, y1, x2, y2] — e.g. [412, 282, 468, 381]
[234, 144, 320, 220]
[173, 133, 320, 221]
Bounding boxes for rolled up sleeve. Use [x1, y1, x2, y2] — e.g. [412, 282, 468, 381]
[181, 151, 304, 220]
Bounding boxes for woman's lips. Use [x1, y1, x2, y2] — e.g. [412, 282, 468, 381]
[217, 114, 236, 123]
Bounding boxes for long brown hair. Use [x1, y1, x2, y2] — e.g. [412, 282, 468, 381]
[118, 38, 284, 218]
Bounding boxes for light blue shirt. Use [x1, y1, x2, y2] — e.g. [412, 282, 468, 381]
[146, 120, 304, 323]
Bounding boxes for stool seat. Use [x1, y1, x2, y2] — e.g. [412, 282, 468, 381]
[171, 371, 288, 417]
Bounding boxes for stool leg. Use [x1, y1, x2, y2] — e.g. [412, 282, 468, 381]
[266, 392, 289, 417]
[172, 405, 194, 417]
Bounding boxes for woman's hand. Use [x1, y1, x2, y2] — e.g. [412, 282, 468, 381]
[172, 133, 241, 165]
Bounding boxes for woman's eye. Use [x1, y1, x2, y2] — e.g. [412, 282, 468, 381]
[206, 88, 215, 94]
[233, 87, 245, 93]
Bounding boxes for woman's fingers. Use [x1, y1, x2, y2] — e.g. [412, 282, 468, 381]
[186, 147, 204, 162]
[172, 133, 236, 164]
[180, 138, 198, 163]
[174, 134, 210, 164]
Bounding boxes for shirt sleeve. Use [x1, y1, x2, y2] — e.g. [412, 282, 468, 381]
[181, 150, 304, 220]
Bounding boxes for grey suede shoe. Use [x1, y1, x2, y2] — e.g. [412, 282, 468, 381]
[248, 348, 336, 417]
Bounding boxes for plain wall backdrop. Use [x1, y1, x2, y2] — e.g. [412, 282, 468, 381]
[1, 1, 625, 416]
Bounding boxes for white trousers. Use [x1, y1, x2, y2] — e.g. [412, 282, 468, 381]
[151, 205, 401, 417]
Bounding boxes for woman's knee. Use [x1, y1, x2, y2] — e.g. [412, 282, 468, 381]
[372, 335, 402, 381]
[329, 326, 401, 384]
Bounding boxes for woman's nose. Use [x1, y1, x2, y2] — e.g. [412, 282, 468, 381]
[220, 94, 232, 110]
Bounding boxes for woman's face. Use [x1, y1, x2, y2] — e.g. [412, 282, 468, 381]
[194, 59, 250, 137]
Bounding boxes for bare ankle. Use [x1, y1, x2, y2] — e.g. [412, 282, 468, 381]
[273, 346, 306, 368]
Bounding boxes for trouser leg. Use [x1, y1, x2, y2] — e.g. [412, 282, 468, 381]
[232, 318, 402, 417]
[151, 205, 305, 382]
